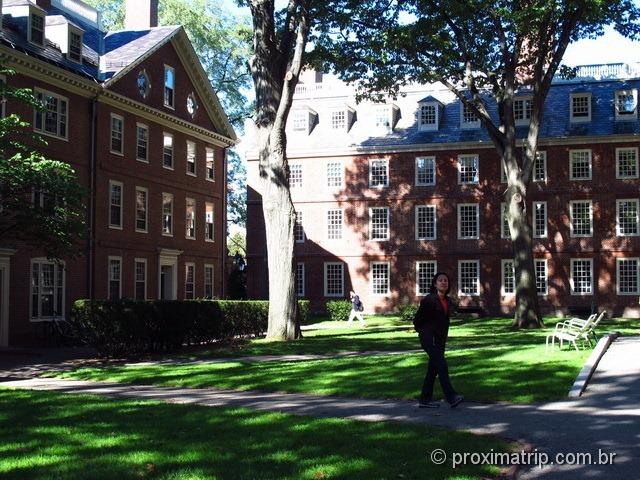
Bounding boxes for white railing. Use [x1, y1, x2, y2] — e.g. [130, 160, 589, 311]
[572, 62, 640, 79]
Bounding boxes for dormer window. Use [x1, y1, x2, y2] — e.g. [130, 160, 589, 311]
[615, 89, 637, 120]
[329, 105, 355, 131]
[373, 104, 399, 132]
[513, 96, 532, 125]
[68, 30, 82, 63]
[417, 97, 443, 131]
[290, 107, 316, 134]
[30, 11, 45, 46]
[570, 93, 591, 122]
[460, 101, 480, 129]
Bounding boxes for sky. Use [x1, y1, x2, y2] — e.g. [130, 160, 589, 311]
[563, 26, 640, 66]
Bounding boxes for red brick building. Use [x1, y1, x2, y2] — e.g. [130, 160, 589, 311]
[245, 70, 640, 318]
[0, 0, 236, 345]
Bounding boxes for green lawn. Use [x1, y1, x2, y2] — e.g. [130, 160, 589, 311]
[49, 316, 635, 403]
[0, 389, 515, 480]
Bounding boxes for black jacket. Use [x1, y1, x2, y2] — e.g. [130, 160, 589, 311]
[413, 293, 454, 339]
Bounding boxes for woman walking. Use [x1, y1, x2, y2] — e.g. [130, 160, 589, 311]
[413, 272, 464, 408]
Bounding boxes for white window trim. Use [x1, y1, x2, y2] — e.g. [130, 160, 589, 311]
[330, 108, 350, 131]
[457, 203, 479, 240]
[368, 158, 389, 188]
[501, 259, 515, 296]
[326, 161, 344, 189]
[533, 151, 547, 182]
[615, 89, 638, 120]
[415, 260, 437, 296]
[33, 87, 69, 141]
[570, 92, 592, 123]
[164, 64, 175, 109]
[513, 95, 532, 126]
[533, 201, 548, 238]
[373, 104, 394, 132]
[535, 259, 549, 296]
[294, 210, 305, 244]
[135, 186, 149, 233]
[134, 258, 147, 301]
[326, 208, 343, 240]
[616, 198, 640, 237]
[186, 140, 197, 177]
[370, 261, 390, 296]
[296, 262, 305, 297]
[67, 28, 83, 63]
[108, 180, 123, 230]
[163, 132, 174, 170]
[458, 259, 480, 297]
[205, 147, 215, 182]
[415, 205, 437, 240]
[615, 147, 639, 179]
[323, 262, 344, 297]
[184, 262, 196, 300]
[204, 263, 214, 299]
[29, 258, 65, 321]
[185, 197, 196, 240]
[136, 122, 149, 163]
[369, 206, 390, 241]
[569, 149, 593, 181]
[415, 156, 436, 186]
[110, 113, 124, 156]
[616, 257, 640, 295]
[108, 256, 123, 300]
[417, 101, 439, 131]
[460, 101, 481, 129]
[28, 9, 46, 47]
[162, 192, 174, 237]
[457, 154, 479, 185]
[570, 258, 594, 296]
[205, 202, 215, 243]
[570, 200, 593, 238]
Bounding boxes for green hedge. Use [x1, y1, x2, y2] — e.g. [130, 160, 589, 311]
[70, 299, 310, 356]
[325, 300, 352, 322]
[399, 304, 418, 323]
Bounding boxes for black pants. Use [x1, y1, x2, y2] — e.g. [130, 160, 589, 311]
[419, 330, 457, 402]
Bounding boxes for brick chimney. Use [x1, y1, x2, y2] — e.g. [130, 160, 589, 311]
[125, 0, 159, 30]
[35, 0, 51, 10]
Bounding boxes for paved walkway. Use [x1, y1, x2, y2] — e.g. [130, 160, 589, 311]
[1, 338, 639, 479]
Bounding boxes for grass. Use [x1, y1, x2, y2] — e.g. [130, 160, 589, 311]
[49, 316, 635, 403]
[0, 389, 515, 480]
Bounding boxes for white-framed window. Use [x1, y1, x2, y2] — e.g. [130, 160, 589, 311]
[369, 207, 389, 241]
[163, 133, 174, 169]
[204, 264, 214, 299]
[289, 163, 302, 188]
[569, 150, 592, 180]
[458, 260, 480, 296]
[327, 161, 343, 188]
[460, 101, 480, 128]
[135, 186, 148, 233]
[369, 159, 389, 187]
[616, 148, 639, 179]
[30, 259, 65, 320]
[324, 262, 344, 297]
[616, 199, 639, 236]
[535, 259, 548, 295]
[185, 263, 195, 299]
[371, 262, 390, 295]
[570, 200, 593, 237]
[109, 180, 123, 229]
[415, 205, 436, 240]
[374, 104, 392, 129]
[513, 96, 532, 125]
[186, 141, 196, 176]
[416, 260, 437, 296]
[108, 256, 122, 300]
[458, 203, 479, 239]
[29, 11, 45, 46]
[501, 259, 515, 295]
[164, 65, 175, 108]
[533, 151, 547, 182]
[501, 203, 510, 239]
[296, 263, 305, 297]
[185, 197, 196, 239]
[331, 110, 346, 130]
[417, 101, 439, 131]
[327, 209, 343, 240]
[205, 202, 214, 242]
[292, 110, 308, 132]
[68, 30, 83, 63]
[136, 123, 148, 162]
[458, 154, 479, 184]
[206, 147, 215, 181]
[294, 211, 305, 243]
[570, 258, 593, 295]
[615, 89, 637, 120]
[110, 114, 124, 154]
[162, 193, 173, 236]
[415, 156, 436, 186]
[34, 88, 68, 139]
[570, 93, 591, 122]
[533, 201, 547, 238]
[134, 258, 147, 300]
[617, 258, 639, 295]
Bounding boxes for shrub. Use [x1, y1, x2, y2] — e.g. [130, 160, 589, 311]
[325, 300, 352, 322]
[399, 304, 418, 323]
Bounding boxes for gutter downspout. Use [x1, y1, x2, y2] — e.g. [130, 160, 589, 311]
[88, 92, 99, 300]
[221, 147, 228, 298]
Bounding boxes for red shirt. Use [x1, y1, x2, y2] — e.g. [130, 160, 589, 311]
[438, 295, 448, 315]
